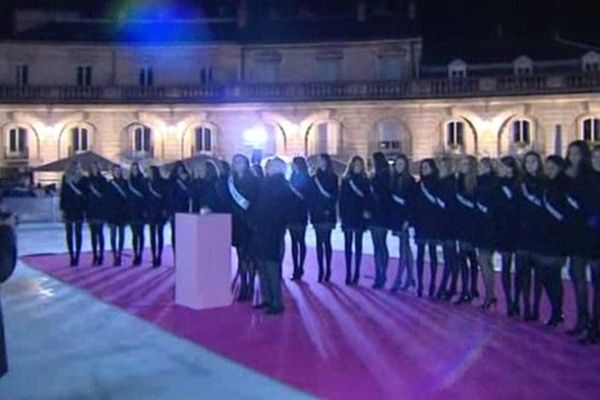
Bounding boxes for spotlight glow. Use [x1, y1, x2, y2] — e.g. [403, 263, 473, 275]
[243, 126, 268, 148]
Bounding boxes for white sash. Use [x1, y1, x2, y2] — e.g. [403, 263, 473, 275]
[348, 179, 365, 198]
[176, 178, 188, 193]
[420, 182, 437, 206]
[502, 185, 513, 199]
[456, 193, 475, 209]
[392, 194, 406, 205]
[128, 181, 143, 198]
[110, 180, 126, 198]
[314, 176, 332, 199]
[289, 182, 304, 200]
[476, 201, 489, 214]
[522, 183, 542, 207]
[566, 195, 579, 210]
[228, 176, 250, 210]
[544, 193, 563, 221]
[89, 183, 102, 198]
[67, 181, 82, 196]
[436, 197, 446, 209]
[148, 182, 162, 199]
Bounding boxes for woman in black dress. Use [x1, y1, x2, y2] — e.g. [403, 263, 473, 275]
[339, 156, 370, 285]
[85, 162, 107, 266]
[128, 162, 147, 266]
[516, 151, 546, 321]
[60, 161, 85, 266]
[584, 145, 600, 344]
[168, 162, 192, 250]
[412, 159, 443, 297]
[288, 157, 311, 281]
[309, 154, 339, 283]
[564, 140, 593, 336]
[147, 166, 169, 267]
[495, 156, 522, 315]
[454, 156, 479, 304]
[228, 154, 260, 301]
[389, 155, 416, 292]
[106, 165, 129, 266]
[474, 157, 499, 309]
[192, 160, 220, 214]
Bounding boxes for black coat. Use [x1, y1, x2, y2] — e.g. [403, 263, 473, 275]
[59, 176, 86, 222]
[436, 174, 458, 240]
[0, 224, 17, 378]
[191, 177, 220, 213]
[366, 172, 392, 229]
[146, 178, 169, 223]
[83, 174, 107, 221]
[516, 176, 546, 252]
[454, 175, 478, 244]
[532, 175, 568, 256]
[288, 172, 310, 227]
[495, 176, 520, 252]
[563, 174, 592, 256]
[308, 171, 339, 226]
[169, 176, 192, 214]
[105, 178, 129, 225]
[128, 175, 148, 223]
[412, 176, 443, 241]
[249, 174, 295, 262]
[473, 173, 498, 249]
[388, 174, 416, 233]
[339, 173, 370, 231]
[224, 173, 260, 248]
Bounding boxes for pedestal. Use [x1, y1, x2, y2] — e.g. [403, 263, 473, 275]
[175, 213, 233, 310]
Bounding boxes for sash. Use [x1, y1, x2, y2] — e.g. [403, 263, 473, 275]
[476, 201, 489, 214]
[420, 182, 437, 206]
[456, 193, 475, 209]
[566, 195, 580, 210]
[148, 182, 162, 199]
[544, 193, 563, 221]
[67, 181, 82, 196]
[522, 183, 542, 207]
[392, 194, 406, 205]
[314, 176, 332, 199]
[228, 176, 250, 210]
[176, 178, 188, 193]
[436, 197, 446, 209]
[501, 185, 513, 200]
[89, 183, 102, 198]
[348, 179, 365, 198]
[110, 180, 126, 198]
[128, 181, 143, 198]
[289, 182, 304, 200]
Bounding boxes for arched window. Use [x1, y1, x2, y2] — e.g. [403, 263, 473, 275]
[132, 125, 153, 156]
[511, 119, 531, 146]
[306, 121, 341, 155]
[448, 59, 467, 79]
[514, 56, 533, 76]
[70, 126, 89, 154]
[194, 126, 213, 153]
[582, 117, 600, 144]
[582, 51, 600, 73]
[6, 126, 28, 157]
[446, 120, 465, 149]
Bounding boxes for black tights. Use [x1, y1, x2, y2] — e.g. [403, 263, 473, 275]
[457, 245, 479, 298]
[500, 252, 518, 314]
[109, 224, 125, 264]
[65, 221, 82, 265]
[392, 231, 414, 290]
[149, 222, 165, 266]
[370, 228, 389, 288]
[131, 223, 145, 265]
[89, 222, 105, 264]
[591, 261, 600, 334]
[315, 227, 333, 282]
[438, 240, 457, 297]
[289, 226, 307, 279]
[516, 251, 536, 318]
[170, 217, 176, 252]
[569, 256, 590, 330]
[532, 254, 565, 322]
[343, 230, 364, 284]
[236, 247, 255, 300]
[416, 241, 438, 297]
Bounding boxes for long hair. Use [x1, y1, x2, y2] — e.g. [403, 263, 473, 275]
[392, 154, 412, 191]
[546, 154, 566, 172]
[419, 158, 439, 179]
[130, 162, 145, 178]
[149, 165, 161, 180]
[500, 155, 522, 181]
[458, 155, 478, 195]
[232, 154, 251, 176]
[372, 152, 389, 176]
[566, 140, 592, 176]
[292, 156, 309, 176]
[343, 155, 366, 179]
[251, 163, 264, 179]
[523, 150, 545, 179]
[317, 153, 334, 176]
[170, 161, 189, 180]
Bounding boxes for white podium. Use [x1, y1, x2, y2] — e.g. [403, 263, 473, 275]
[175, 213, 233, 310]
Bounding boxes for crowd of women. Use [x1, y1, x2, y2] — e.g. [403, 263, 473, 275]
[59, 140, 600, 343]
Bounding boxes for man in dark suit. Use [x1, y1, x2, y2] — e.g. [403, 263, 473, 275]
[0, 209, 17, 378]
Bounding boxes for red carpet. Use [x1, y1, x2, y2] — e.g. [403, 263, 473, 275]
[21, 248, 600, 400]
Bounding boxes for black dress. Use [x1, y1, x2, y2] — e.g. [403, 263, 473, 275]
[84, 174, 107, 223]
[105, 177, 129, 225]
[225, 174, 260, 249]
[367, 172, 391, 230]
[128, 175, 147, 224]
[412, 176, 443, 241]
[389, 175, 416, 234]
[308, 171, 339, 228]
[454, 176, 478, 244]
[473, 172, 498, 250]
[516, 176, 546, 252]
[532, 175, 567, 257]
[0, 224, 17, 378]
[495, 176, 519, 252]
[436, 174, 458, 241]
[169, 176, 191, 215]
[587, 170, 600, 259]
[146, 178, 169, 224]
[59, 176, 85, 222]
[564, 174, 593, 257]
[339, 173, 370, 232]
[288, 172, 310, 228]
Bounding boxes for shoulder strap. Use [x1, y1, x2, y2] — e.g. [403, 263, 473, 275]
[314, 176, 332, 199]
[228, 176, 250, 210]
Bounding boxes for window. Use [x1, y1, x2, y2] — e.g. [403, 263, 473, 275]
[316, 58, 341, 82]
[446, 121, 464, 148]
[139, 67, 154, 86]
[308, 121, 340, 155]
[380, 55, 402, 80]
[16, 65, 28, 86]
[133, 125, 152, 153]
[377, 119, 403, 153]
[256, 61, 279, 83]
[71, 126, 89, 153]
[514, 56, 533, 76]
[194, 126, 213, 153]
[448, 59, 467, 79]
[76, 66, 92, 87]
[582, 118, 600, 144]
[584, 62, 599, 72]
[200, 67, 213, 84]
[7, 127, 27, 154]
[512, 119, 531, 146]
[582, 51, 600, 73]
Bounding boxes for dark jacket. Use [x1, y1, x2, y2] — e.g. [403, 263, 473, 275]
[495, 176, 520, 252]
[389, 174, 416, 233]
[473, 173, 498, 249]
[59, 176, 86, 221]
[191, 177, 220, 213]
[224, 173, 260, 248]
[249, 174, 295, 262]
[0, 224, 17, 378]
[563, 173, 592, 256]
[454, 175, 478, 244]
[83, 174, 107, 221]
[105, 177, 129, 225]
[436, 174, 458, 240]
[366, 171, 392, 229]
[587, 170, 600, 259]
[288, 172, 311, 227]
[533, 175, 568, 256]
[339, 173, 370, 231]
[169, 176, 192, 214]
[128, 175, 148, 223]
[308, 170, 339, 226]
[412, 176, 443, 240]
[146, 177, 169, 223]
[516, 175, 546, 252]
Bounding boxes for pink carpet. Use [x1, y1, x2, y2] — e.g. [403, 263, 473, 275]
[21, 248, 600, 400]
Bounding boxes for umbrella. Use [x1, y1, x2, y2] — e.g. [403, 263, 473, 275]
[34, 151, 119, 172]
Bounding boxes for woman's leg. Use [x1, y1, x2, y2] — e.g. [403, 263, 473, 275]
[118, 224, 125, 260]
[468, 250, 480, 298]
[381, 230, 389, 287]
[392, 236, 405, 291]
[344, 230, 354, 284]
[65, 222, 75, 265]
[74, 221, 82, 265]
[150, 223, 158, 264]
[157, 222, 164, 266]
[315, 228, 325, 282]
[545, 257, 565, 326]
[138, 223, 145, 263]
[236, 247, 249, 300]
[323, 228, 333, 282]
[354, 230, 364, 284]
[455, 243, 471, 303]
[516, 251, 534, 320]
[170, 216, 176, 254]
[97, 223, 105, 265]
[109, 224, 117, 264]
[89, 223, 98, 264]
[584, 260, 600, 343]
[402, 231, 415, 289]
[501, 252, 515, 315]
[568, 256, 591, 335]
[289, 228, 300, 278]
[428, 241, 438, 297]
[416, 242, 425, 296]
[370, 229, 381, 287]
[437, 241, 454, 299]
[131, 224, 139, 265]
[478, 248, 496, 308]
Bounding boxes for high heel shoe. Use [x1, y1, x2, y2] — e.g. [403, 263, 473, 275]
[453, 293, 472, 305]
[481, 297, 497, 310]
[401, 280, 415, 291]
[416, 284, 423, 297]
[545, 314, 565, 328]
[567, 320, 589, 337]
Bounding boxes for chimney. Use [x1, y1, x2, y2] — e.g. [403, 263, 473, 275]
[408, 0, 417, 20]
[357, 0, 367, 23]
[237, 0, 248, 28]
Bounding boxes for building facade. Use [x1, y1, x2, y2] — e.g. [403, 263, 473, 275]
[1, 3, 600, 182]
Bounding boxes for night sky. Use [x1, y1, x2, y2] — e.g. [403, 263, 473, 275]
[0, 0, 599, 43]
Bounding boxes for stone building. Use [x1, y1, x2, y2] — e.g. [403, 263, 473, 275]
[0, 1, 599, 183]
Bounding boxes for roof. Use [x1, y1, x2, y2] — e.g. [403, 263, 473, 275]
[34, 151, 118, 172]
[422, 37, 599, 66]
